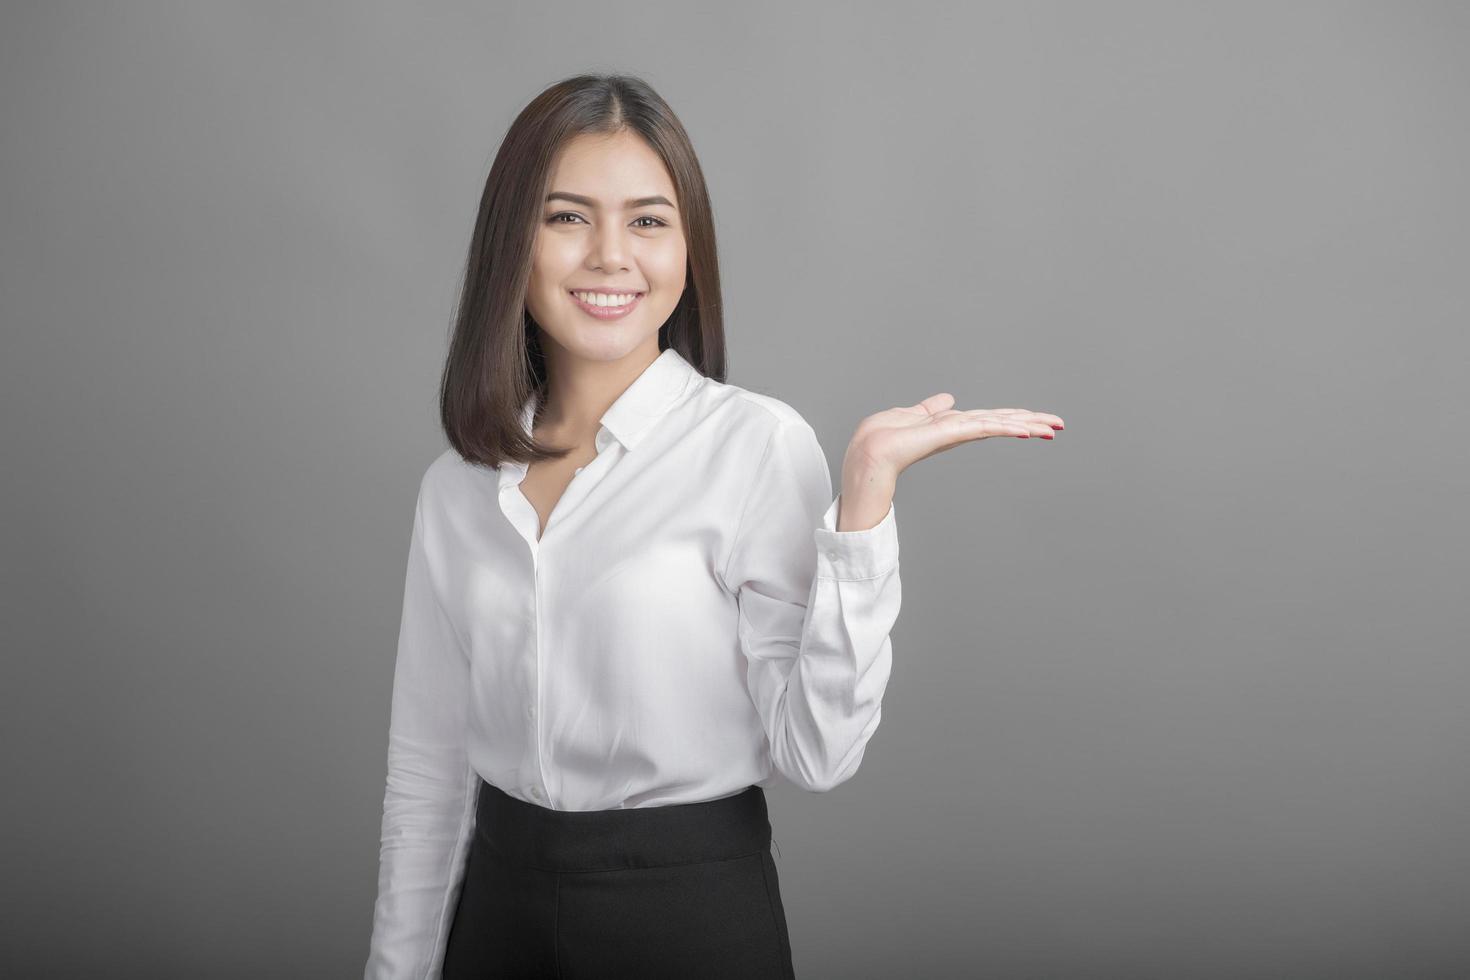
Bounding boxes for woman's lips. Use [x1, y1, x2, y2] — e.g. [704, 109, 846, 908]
[568, 290, 643, 320]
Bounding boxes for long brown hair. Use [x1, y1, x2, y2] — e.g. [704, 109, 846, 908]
[439, 73, 726, 469]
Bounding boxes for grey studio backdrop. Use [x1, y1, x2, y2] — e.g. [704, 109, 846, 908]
[3, 3, 1467, 978]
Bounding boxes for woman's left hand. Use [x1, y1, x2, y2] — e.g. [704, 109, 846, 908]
[835, 393, 1065, 532]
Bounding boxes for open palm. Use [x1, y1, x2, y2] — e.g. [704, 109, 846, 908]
[849, 393, 1066, 479]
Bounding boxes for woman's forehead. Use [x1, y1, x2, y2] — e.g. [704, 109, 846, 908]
[549, 133, 677, 203]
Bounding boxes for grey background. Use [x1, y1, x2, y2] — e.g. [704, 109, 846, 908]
[3, 2, 1467, 977]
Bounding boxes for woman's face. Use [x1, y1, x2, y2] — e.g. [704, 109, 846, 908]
[525, 130, 688, 364]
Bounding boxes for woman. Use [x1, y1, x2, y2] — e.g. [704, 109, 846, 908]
[365, 73, 1063, 979]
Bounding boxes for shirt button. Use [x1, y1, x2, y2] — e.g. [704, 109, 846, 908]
[574, 466, 584, 474]
[529, 786, 543, 801]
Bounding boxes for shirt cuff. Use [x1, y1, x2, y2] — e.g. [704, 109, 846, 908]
[813, 494, 900, 580]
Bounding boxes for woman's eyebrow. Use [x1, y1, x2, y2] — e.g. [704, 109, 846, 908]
[546, 191, 676, 209]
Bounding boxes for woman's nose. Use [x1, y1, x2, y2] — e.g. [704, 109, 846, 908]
[586, 224, 631, 270]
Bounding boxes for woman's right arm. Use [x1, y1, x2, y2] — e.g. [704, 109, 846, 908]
[364, 482, 477, 980]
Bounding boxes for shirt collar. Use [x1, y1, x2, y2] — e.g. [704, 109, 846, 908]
[501, 347, 698, 485]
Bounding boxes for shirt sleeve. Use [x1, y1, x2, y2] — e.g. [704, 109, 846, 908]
[364, 486, 478, 980]
[721, 417, 902, 792]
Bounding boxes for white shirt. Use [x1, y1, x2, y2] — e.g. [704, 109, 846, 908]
[364, 346, 901, 979]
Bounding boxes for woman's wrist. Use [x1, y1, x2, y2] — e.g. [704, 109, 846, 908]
[836, 457, 897, 532]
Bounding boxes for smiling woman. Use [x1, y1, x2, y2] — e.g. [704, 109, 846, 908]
[364, 73, 838, 980]
[346, 61, 1041, 977]
[527, 136, 686, 341]
[432, 75, 728, 474]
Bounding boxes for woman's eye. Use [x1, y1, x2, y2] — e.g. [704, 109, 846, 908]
[546, 212, 667, 229]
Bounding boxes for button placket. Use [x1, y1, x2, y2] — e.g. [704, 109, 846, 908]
[530, 536, 551, 809]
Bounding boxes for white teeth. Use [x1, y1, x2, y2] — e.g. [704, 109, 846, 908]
[573, 291, 637, 307]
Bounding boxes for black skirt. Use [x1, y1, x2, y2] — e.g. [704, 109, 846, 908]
[443, 778, 796, 979]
